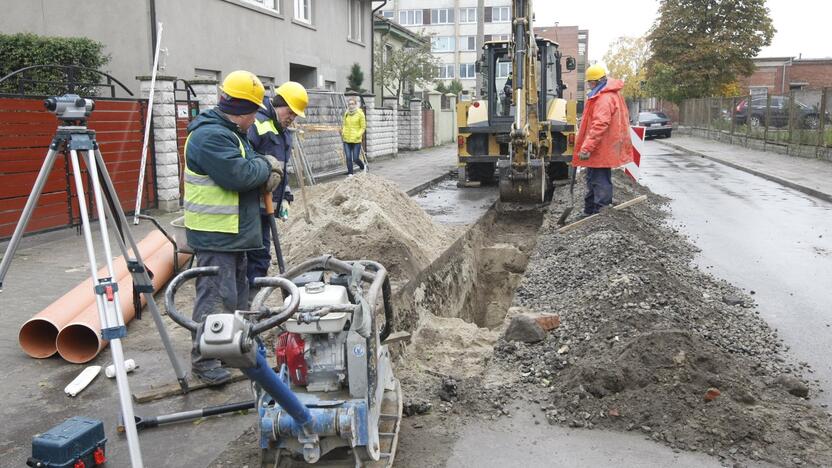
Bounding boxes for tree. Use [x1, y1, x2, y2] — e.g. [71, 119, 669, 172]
[448, 79, 464, 96]
[604, 36, 650, 99]
[374, 35, 438, 104]
[434, 81, 449, 94]
[646, 0, 774, 102]
[347, 63, 364, 93]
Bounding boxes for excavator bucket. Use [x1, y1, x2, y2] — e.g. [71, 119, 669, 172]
[497, 159, 547, 203]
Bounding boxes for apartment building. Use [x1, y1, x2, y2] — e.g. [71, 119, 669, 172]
[378, 1, 512, 95]
[1, 0, 372, 96]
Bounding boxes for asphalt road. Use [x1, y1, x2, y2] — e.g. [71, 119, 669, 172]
[640, 139, 832, 406]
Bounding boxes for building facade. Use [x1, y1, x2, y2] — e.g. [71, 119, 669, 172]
[739, 57, 832, 97]
[536, 25, 589, 111]
[378, 0, 512, 95]
[1, 0, 373, 96]
[373, 14, 430, 104]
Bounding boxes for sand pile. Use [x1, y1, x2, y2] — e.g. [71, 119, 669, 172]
[280, 174, 457, 283]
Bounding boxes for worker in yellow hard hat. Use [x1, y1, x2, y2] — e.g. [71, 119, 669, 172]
[245, 81, 309, 286]
[183, 70, 284, 385]
[573, 64, 633, 219]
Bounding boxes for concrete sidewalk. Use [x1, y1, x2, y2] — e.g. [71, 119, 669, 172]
[319, 143, 457, 195]
[658, 135, 832, 203]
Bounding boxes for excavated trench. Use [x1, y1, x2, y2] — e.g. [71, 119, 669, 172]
[394, 207, 543, 333]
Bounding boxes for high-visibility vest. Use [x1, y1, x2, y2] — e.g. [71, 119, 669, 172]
[254, 118, 279, 137]
[183, 132, 246, 233]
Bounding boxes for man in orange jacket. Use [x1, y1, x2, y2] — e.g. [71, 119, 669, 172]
[573, 64, 633, 216]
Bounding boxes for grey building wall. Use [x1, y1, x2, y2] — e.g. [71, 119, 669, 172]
[0, 0, 372, 96]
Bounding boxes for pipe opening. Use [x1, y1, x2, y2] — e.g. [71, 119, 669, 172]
[18, 319, 59, 358]
[56, 324, 102, 364]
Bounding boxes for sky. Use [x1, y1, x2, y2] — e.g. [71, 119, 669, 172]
[533, 0, 832, 67]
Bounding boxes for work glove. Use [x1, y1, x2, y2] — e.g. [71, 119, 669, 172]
[262, 155, 284, 193]
[578, 150, 591, 161]
[278, 200, 290, 221]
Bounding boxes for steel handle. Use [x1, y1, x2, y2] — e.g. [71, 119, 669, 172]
[250, 276, 300, 335]
[164, 266, 219, 332]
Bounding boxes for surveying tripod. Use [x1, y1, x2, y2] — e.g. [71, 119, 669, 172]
[0, 95, 189, 468]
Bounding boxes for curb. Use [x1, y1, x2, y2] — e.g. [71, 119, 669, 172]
[405, 169, 455, 196]
[657, 140, 832, 204]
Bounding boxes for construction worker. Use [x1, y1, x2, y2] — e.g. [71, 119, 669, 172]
[341, 97, 366, 175]
[183, 70, 283, 385]
[573, 64, 633, 216]
[246, 81, 309, 287]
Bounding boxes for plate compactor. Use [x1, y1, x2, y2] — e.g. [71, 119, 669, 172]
[164, 255, 402, 467]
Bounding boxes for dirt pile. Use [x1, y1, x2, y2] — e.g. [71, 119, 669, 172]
[493, 172, 832, 467]
[280, 174, 458, 284]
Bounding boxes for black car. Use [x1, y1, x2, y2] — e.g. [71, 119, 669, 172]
[735, 96, 830, 129]
[634, 111, 672, 138]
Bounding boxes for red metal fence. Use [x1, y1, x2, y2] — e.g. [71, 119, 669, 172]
[0, 96, 155, 239]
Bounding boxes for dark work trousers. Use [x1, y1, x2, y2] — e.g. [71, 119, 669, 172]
[584, 167, 613, 215]
[192, 250, 249, 371]
[246, 215, 272, 288]
[344, 142, 364, 174]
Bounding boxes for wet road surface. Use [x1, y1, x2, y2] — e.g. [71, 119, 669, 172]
[641, 140, 832, 406]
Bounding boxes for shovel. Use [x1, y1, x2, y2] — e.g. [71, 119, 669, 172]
[557, 165, 577, 226]
[264, 193, 286, 274]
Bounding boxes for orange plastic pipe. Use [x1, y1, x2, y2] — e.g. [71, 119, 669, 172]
[18, 230, 169, 358]
[55, 241, 191, 364]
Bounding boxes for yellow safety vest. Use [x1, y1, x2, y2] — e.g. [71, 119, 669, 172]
[254, 118, 279, 137]
[183, 132, 246, 234]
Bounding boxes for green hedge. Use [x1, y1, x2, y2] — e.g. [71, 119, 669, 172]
[0, 33, 110, 96]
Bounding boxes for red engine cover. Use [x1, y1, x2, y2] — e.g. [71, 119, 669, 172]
[275, 332, 308, 386]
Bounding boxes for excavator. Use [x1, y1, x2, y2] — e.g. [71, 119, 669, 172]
[456, 0, 577, 203]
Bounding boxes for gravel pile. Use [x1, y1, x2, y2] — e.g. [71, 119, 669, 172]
[493, 171, 832, 466]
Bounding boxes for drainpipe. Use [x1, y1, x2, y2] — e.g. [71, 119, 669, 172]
[371, 0, 390, 95]
[149, 0, 158, 68]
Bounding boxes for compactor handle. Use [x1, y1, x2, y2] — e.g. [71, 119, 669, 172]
[164, 266, 219, 332]
[250, 276, 300, 335]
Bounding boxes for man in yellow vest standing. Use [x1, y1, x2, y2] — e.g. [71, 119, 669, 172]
[183, 70, 283, 385]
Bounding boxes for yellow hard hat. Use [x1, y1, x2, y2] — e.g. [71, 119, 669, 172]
[276, 81, 309, 118]
[220, 70, 266, 109]
[585, 64, 606, 82]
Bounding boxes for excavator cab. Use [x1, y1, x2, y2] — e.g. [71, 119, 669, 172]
[457, 36, 577, 201]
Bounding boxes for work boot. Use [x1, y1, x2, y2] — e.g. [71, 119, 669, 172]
[192, 366, 232, 386]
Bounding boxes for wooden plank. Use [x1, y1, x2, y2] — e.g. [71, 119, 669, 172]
[132, 370, 248, 403]
[557, 195, 648, 233]
[0, 98, 51, 111]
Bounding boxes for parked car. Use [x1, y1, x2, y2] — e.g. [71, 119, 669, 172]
[734, 96, 831, 129]
[633, 111, 672, 138]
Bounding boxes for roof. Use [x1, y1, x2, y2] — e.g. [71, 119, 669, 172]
[373, 14, 427, 46]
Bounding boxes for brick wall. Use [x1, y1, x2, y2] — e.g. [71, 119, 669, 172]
[364, 96, 398, 159]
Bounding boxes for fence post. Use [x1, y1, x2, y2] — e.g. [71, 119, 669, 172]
[410, 98, 423, 150]
[189, 79, 219, 111]
[788, 90, 797, 152]
[745, 94, 751, 145]
[818, 87, 828, 155]
[137, 74, 179, 212]
[764, 93, 772, 150]
[730, 96, 736, 137]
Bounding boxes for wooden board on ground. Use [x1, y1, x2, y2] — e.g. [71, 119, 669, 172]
[558, 194, 648, 233]
[132, 370, 247, 403]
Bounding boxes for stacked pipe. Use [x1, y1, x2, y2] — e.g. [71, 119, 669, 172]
[18, 231, 191, 363]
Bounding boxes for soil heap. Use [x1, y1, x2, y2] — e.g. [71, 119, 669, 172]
[280, 173, 457, 284]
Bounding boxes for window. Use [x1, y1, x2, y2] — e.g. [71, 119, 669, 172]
[495, 61, 510, 79]
[436, 64, 455, 79]
[294, 0, 311, 23]
[492, 34, 510, 42]
[382, 10, 393, 19]
[399, 9, 422, 26]
[459, 7, 477, 24]
[430, 8, 454, 25]
[459, 63, 475, 79]
[431, 36, 455, 52]
[578, 43, 586, 57]
[493, 6, 510, 22]
[459, 36, 476, 51]
[348, 0, 363, 41]
[243, 0, 278, 11]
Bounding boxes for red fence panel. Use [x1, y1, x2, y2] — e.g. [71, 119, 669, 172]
[0, 96, 155, 239]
